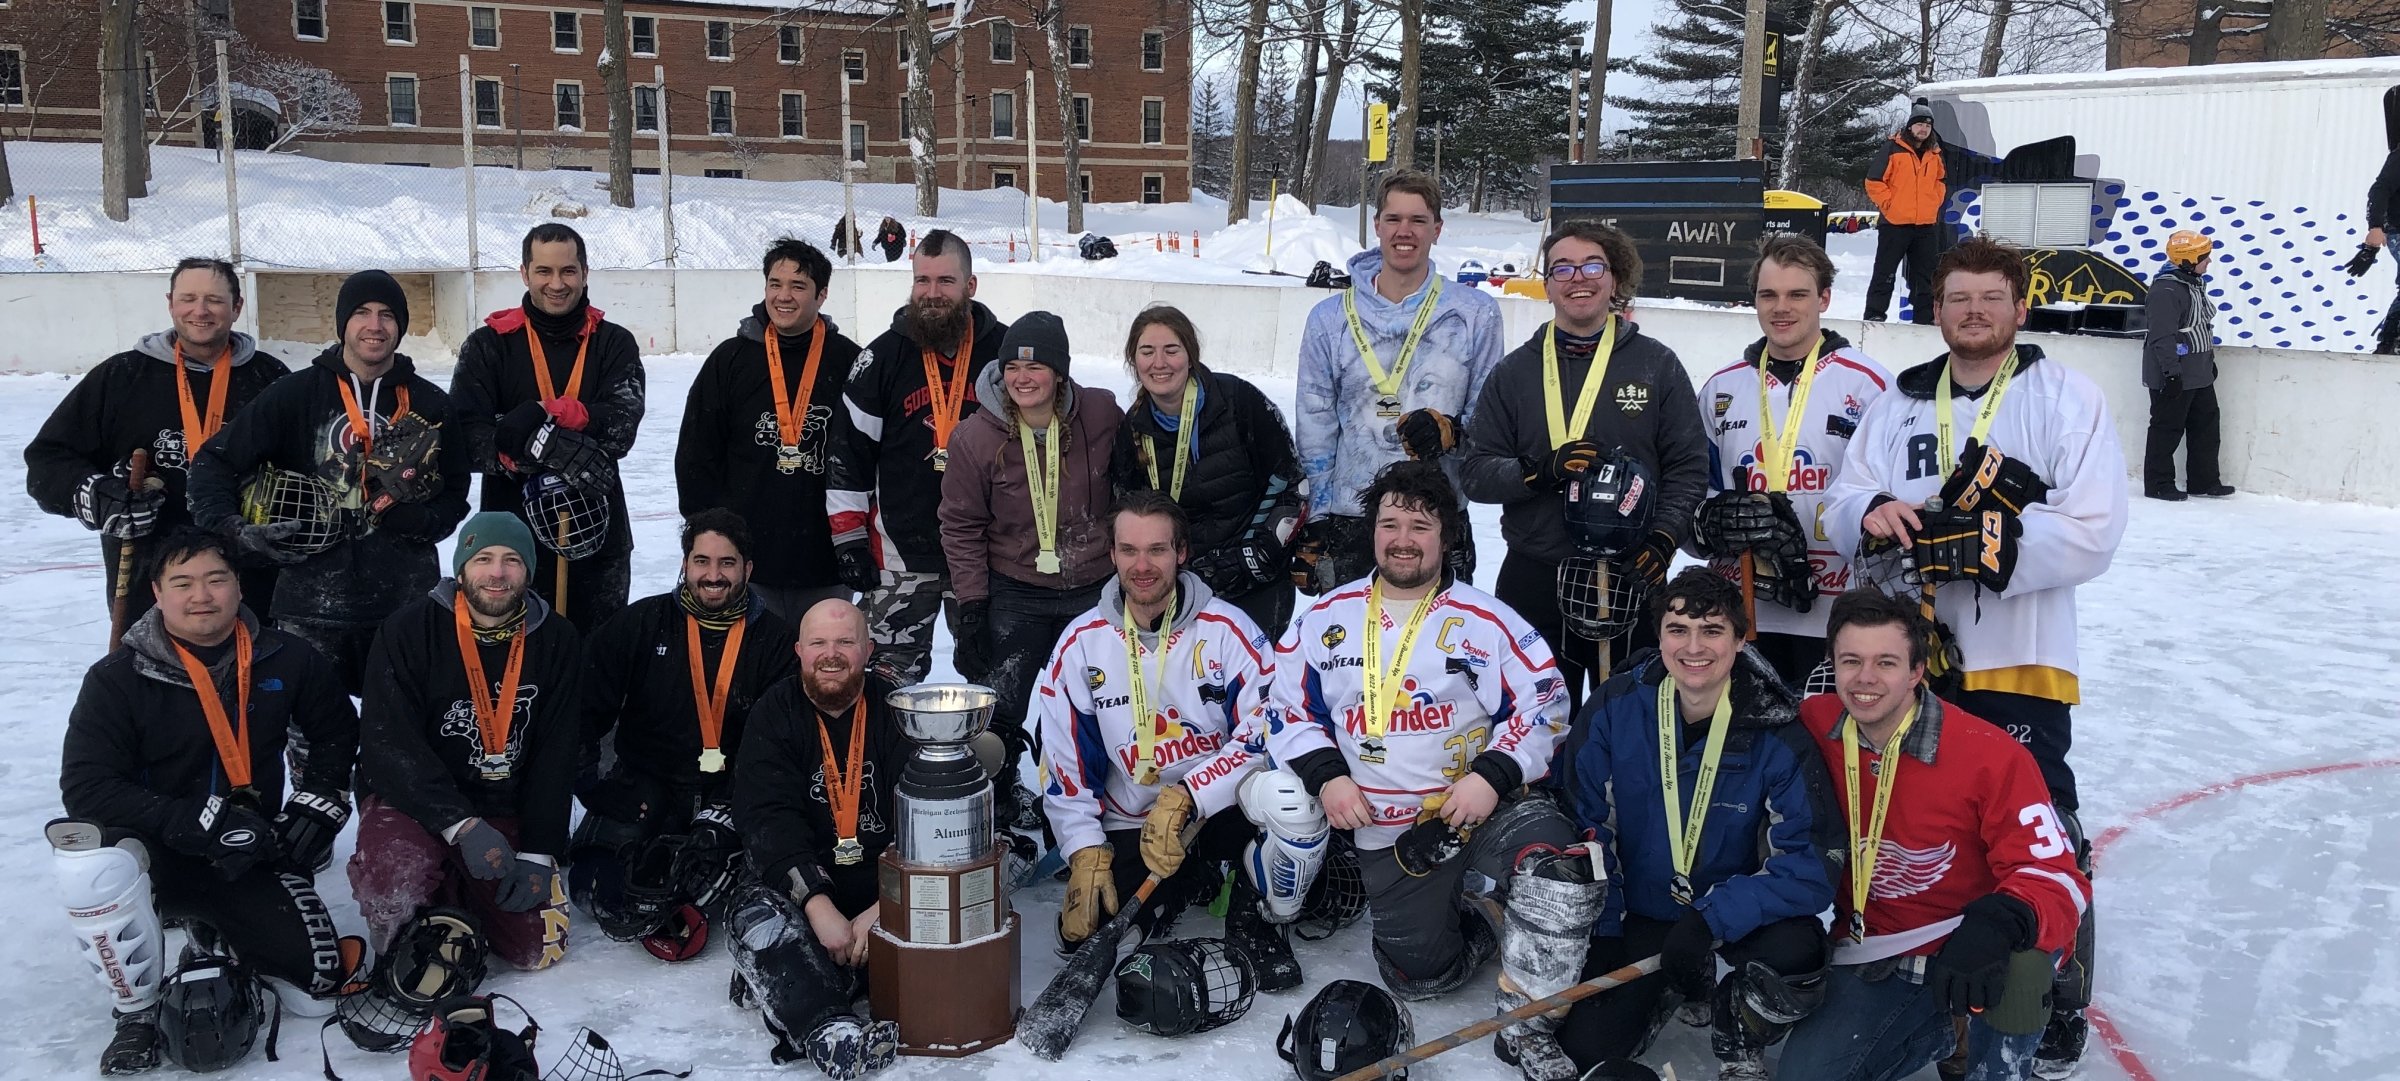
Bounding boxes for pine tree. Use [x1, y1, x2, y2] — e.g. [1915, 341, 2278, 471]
[1406, 0, 1581, 212]
[1192, 75, 1234, 199]
[1251, 44, 1298, 197]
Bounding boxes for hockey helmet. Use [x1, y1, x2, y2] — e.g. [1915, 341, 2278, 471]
[337, 909, 489, 1053]
[156, 951, 267, 1072]
[1294, 834, 1369, 941]
[591, 834, 685, 943]
[1277, 979, 1414, 1080]
[640, 905, 711, 963]
[239, 465, 344, 555]
[1557, 555, 1650, 642]
[522, 474, 611, 560]
[1114, 938, 1258, 1038]
[2165, 230, 2213, 269]
[406, 995, 539, 1081]
[1563, 449, 1657, 559]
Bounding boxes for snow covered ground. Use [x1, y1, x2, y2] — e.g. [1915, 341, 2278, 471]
[2, 350, 2393, 1080]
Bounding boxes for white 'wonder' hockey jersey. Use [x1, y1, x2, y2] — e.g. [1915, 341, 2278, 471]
[1036, 572, 1274, 858]
[1265, 574, 1569, 851]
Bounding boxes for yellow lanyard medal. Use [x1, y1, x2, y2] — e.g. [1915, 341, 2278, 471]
[1141, 384, 1200, 499]
[1753, 337, 1826, 493]
[1542, 317, 1619, 448]
[1344, 278, 1445, 418]
[1018, 419, 1064, 575]
[1122, 590, 1181, 786]
[1656, 679, 1734, 907]
[1358, 577, 1438, 764]
[1840, 702, 1919, 943]
[1934, 348, 2020, 479]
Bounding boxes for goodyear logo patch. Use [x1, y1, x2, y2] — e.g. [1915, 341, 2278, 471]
[1322, 624, 1347, 650]
[1713, 392, 1733, 419]
[1085, 666, 1107, 690]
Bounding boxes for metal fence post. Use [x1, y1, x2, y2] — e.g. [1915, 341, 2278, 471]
[459, 55, 479, 275]
[214, 38, 239, 264]
[657, 65, 675, 268]
[840, 72, 857, 267]
[1025, 69, 1038, 263]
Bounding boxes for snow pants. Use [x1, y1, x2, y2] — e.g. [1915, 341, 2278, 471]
[1555, 913, 1825, 1069]
[861, 569, 957, 688]
[1354, 792, 1576, 989]
[1865, 223, 1941, 325]
[144, 842, 351, 997]
[2143, 384, 2222, 495]
[1777, 959, 2048, 1081]
[347, 797, 568, 971]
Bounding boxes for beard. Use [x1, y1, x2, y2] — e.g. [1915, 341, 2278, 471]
[1378, 550, 1440, 590]
[690, 576, 745, 612]
[804, 662, 865, 711]
[907, 296, 968, 351]
[465, 582, 526, 620]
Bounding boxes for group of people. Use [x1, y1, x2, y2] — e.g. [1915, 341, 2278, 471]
[34, 167, 2126, 1081]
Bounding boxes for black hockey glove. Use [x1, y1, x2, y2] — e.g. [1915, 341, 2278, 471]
[76, 464, 166, 540]
[1696, 490, 1808, 559]
[491, 858, 556, 914]
[1624, 529, 1680, 592]
[216, 515, 313, 567]
[1913, 506, 2019, 593]
[1940, 439, 2050, 518]
[1392, 793, 1473, 878]
[1525, 440, 1603, 491]
[1287, 517, 1334, 594]
[1396, 408, 1460, 461]
[1659, 909, 1719, 1001]
[834, 541, 879, 595]
[166, 796, 282, 880]
[530, 423, 618, 494]
[494, 400, 551, 467]
[273, 790, 350, 875]
[372, 501, 447, 542]
[453, 818, 521, 881]
[1191, 538, 1281, 594]
[2344, 243, 2380, 278]
[1929, 892, 2037, 1015]
[954, 598, 993, 682]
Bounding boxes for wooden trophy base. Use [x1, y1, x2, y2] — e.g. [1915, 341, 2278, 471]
[866, 913, 1021, 1057]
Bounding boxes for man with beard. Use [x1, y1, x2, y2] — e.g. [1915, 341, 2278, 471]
[1291, 171, 1505, 593]
[348, 512, 584, 992]
[728, 599, 907, 1078]
[27, 258, 291, 626]
[1035, 492, 1314, 990]
[1690, 235, 1892, 688]
[572, 508, 796, 954]
[452, 223, 647, 632]
[827, 229, 1009, 685]
[1823, 237, 2125, 1076]
[679, 238, 863, 622]
[52, 529, 361, 1074]
[1265, 462, 1589, 1078]
[188, 269, 472, 696]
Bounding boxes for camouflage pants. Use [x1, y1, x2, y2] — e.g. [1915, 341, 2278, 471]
[861, 569, 958, 687]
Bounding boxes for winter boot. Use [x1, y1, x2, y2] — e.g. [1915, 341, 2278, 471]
[99, 1006, 163, 1075]
[1579, 1062, 1663, 1081]
[801, 1015, 900, 1080]
[1226, 881, 1303, 993]
[1715, 959, 1825, 1081]
[1492, 843, 1606, 1081]
[1709, 975, 1768, 1081]
[726, 880, 861, 1059]
[2034, 1009, 2088, 1080]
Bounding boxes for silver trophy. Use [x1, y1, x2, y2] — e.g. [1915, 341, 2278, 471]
[887, 683, 998, 867]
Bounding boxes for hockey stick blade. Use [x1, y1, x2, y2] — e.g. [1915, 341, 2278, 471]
[1015, 823, 1201, 1061]
[1330, 954, 1663, 1081]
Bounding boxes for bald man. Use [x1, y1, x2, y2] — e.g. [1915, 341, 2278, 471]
[724, 599, 908, 1072]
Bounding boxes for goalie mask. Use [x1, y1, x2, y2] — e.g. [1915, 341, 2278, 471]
[1114, 938, 1258, 1038]
[522, 474, 610, 560]
[407, 995, 540, 1081]
[240, 466, 343, 555]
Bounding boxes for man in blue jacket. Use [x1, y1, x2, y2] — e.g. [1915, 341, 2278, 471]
[1550, 568, 1841, 1080]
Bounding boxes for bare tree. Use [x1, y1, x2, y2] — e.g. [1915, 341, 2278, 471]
[2265, 0, 2329, 55]
[1778, 0, 1849, 187]
[601, 0, 633, 207]
[1588, 0, 1614, 157]
[1306, 0, 1362, 208]
[1035, 0, 1083, 231]
[1392, 0, 1424, 168]
[1978, 0, 2016, 74]
[244, 54, 362, 151]
[1228, 0, 1271, 223]
[101, 0, 146, 221]
[905, 0, 941, 215]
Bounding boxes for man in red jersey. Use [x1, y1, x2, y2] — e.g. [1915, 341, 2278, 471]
[1777, 588, 2087, 1081]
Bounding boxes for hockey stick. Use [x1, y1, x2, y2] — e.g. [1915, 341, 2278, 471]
[1733, 465, 1757, 643]
[107, 450, 152, 650]
[553, 509, 571, 619]
[1015, 822, 1202, 1061]
[1330, 954, 1663, 1081]
[1592, 563, 1613, 685]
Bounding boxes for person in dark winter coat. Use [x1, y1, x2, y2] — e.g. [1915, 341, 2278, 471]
[2142, 231, 2233, 502]
[451, 223, 647, 635]
[830, 217, 858, 258]
[185, 269, 473, 697]
[939, 311, 1123, 822]
[727, 599, 907, 1075]
[1108, 305, 1305, 637]
[26, 259, 293, 625]
[2363, 144, 2400, 353]
[874, 217, 907, 262]
[1548, 570, 1839, 1080]
[1459, 223, 1711, 700]
[1862, 99, 1950, 325]
[826, 229, 1009, 686]
[350, 513, 584, 972]
[677, 239, 863, 622]
[571, 509, 796, 947]
[53, 531, 362, 1074]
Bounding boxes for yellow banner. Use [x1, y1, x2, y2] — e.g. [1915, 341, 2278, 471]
[1367, 103, 1390, 163]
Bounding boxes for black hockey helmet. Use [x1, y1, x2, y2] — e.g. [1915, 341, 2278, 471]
[1276, 979, 1414, 1080]
[1294, 834, 1369, 941]
[590, 834, 686, 943]
[406, 995, 539, 1081]
[156, 950, 269, 1072]
[1114, 938, 1258, 1038]
[1563, 449, 1658, 559]
[337, 909, 489, 1053]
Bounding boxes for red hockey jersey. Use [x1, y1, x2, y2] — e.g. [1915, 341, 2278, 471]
[1800, 690, 2088, 964]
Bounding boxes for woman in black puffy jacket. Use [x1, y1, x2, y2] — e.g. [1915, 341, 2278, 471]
[1108, 305, 1306, 637]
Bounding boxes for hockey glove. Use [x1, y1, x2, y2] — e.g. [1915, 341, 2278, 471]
[531, 423, 617, 494]
[833, 541, 879, 595]
[362, 411, 445, 514]
[1139, 784, 1198, 878]
[1913, 507, 2019, 593]
[372, 502, 448, 542]
[1695, 489, 1807, 559]
[1940, 439, 2050, 518]
[218, 515, 313, 567]
[1659, 909, 1719, 1001]
[1929, 892, 2037, 1015]
[76, 464, 166, 540]
[953, 599, 993, 683]
[1393, 792, 1474, 878]
[1625, 529, 1680, 592]
[1525, 440, 1602, 491]
[165, 796, 282, 880]
[2344, 243, 2380, 278]
[1287, 518, 1331, 593]
[1396, 408, 1460, 461]
[1060, 846, 1118, 945]
[453, 818, 521, 881]
[1191, 538, 1281, 595]
[491, 858, 556, 914]
[273, 790, 351, 876]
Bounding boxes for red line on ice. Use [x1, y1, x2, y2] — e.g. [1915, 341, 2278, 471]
[2086, 756, 2400, 1081]
[0, 561, 103, 578]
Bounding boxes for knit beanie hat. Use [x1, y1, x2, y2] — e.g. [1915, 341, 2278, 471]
[452, 511, 536, 576]
[998, 310, 1072, 379]
[336, 269, 411, 343]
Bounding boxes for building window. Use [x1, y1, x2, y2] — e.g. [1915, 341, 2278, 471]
[384, 2, 414, 44]
[993, 168, 1016, 189]
[552, 11, 578, 52]
[848, 122, 866, 162]
[990, 90, 1014, 139]
[556, 164, 590, 171]
[779, 25, 802, 63]
[1078, 171, 1091, 203]
[990, 21, 1013, 62]
[899, 95, 913, 136]
[473, 78, 502, 127]
[1142, 29, 1164, 71]
[633, 166, 659, 175]
[1141, 97, 1163, 144]
[630, 15, 655, 56]
[842, 49, 865, 83]
[705, 168, 745, 179]
[386, 75, 418, 126]
[1141, 174, 1162, 204]
[897, 35, 911, 68]
[1068, 25, 1091, 67]
[293, 0, 325, 39]
[706, 21, 731, 60]
[780, 91, 805, 138]
[1071, 94, 1090, 142]
[469, 5, 498, 48]
[708, 88, 733, 134]
[0, 48, 22, 106]
[143, 49, 158, 109]
[633, 85, 658, 131]
[554, 82, 582, 129]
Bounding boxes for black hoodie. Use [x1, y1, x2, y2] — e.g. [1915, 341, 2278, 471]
[826, 301, 1009, 574]
[676, 307, 863, 588]
[733, 673, 912, 915]
[579, 589, 798, 809]
[450, 296, 648, 559]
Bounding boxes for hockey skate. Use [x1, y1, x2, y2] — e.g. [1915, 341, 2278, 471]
[1224, 881, 1302, 993]
[100, 1006, 163, 1075]
[1492, 843, 1605, 1081]
[2034, 1009, 2087, 1080]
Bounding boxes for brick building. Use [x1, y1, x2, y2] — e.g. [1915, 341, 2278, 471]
[0, 0, 1193, 202]
[2113, 1, 2400, 66]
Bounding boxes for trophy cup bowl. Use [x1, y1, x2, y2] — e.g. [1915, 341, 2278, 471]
[886, 682, 997, 756]
[887, 682, 1000, 868]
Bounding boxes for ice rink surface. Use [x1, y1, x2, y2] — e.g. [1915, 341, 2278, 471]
[1, 347, 2393, 1080]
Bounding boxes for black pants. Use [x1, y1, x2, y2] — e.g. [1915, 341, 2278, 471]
[2143, 385, 2221, 494]
[276, 616, 380, 698]
[148, 845, 348, 996]
[1495, 553, 1657, 710]
[533, 543, 632, 639]
[1865, 223, 1941, 324]
[1558, 914, 1827, 1070]
[1221, 578, 1297, 643]
[1101, 807, 1256, 931]
[985, 573, 1106, 771]
[1949, 688, 2076, 813]
[1750, 631, 1827, 694]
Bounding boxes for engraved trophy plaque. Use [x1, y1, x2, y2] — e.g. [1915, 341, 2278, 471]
[867, 683, 1021, 1056]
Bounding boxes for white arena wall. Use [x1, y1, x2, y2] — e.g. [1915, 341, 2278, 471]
[5, 268, 2396, 508]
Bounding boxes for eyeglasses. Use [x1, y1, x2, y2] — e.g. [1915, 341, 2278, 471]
[1547, 260, 1611, 283]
